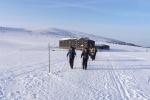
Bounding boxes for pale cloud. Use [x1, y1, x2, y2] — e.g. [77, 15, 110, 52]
[23, 0, 97, 8]
[23, 0, 150, 18]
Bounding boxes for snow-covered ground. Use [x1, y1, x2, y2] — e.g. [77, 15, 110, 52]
[0, 31, 150, 100]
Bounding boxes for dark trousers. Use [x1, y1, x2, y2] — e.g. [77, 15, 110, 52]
[69, 57, 74, 69]
[91, 55, 95, 61]
[82, 58, 88, 70]
[93, 53, 96, 60]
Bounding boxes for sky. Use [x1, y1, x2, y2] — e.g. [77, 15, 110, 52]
[0, 0, 150, 46]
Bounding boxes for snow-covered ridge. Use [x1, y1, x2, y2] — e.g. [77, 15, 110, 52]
[0, 26, 141, 47]
[0, 26, 31, 33]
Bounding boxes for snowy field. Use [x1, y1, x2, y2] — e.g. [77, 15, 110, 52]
[0, 33, 150, 100]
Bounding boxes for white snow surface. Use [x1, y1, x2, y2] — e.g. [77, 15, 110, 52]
[0, 31, 150, 100]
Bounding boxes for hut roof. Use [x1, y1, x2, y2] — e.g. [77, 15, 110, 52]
[60, 37, 94, 42]
[60, 38, 77, 41]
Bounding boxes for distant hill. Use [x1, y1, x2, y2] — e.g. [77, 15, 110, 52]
[0, 26, 32, 33]
[0, 26, 141, 47]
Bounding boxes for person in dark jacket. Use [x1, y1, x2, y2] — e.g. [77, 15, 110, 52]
[67, 46, 76, 69]
[90, 47, 97, 61]
[81, 48, 90, 70]
[93, 47, 97, 60]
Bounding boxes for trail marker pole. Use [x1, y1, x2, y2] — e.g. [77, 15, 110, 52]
[48, 42, 50, 74]
[48, 42, 51, 100]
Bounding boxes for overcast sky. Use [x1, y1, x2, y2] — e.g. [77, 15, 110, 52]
[0, 0, 150, 46]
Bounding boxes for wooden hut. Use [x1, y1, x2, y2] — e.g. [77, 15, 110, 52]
[95, 44, 110, 50]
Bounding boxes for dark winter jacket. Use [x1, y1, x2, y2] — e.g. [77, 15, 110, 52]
[67, 50, 76, 58]
[81, 51, 90, 59]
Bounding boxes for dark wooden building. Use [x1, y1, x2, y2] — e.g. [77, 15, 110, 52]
[95, 44, 110, 50]
[59, 38, 95, 50]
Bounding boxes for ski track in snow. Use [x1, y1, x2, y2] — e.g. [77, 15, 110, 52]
[1, 51, 150, 100]
[107, 52, 150, 100]
[0, 50, 150, 100]
[48, 51, 150, 100]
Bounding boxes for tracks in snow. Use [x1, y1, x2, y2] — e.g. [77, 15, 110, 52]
[107, 54, 130, 100]
[107, 52, 150, 100]
[1, 50, 150, 100]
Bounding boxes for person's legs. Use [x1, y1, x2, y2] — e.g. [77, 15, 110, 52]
[85, 59, 88, 70]
[82, 59, 84, 69]
[69, 58, 71, 68]
[82, 58, 86, 69]
[71, 57, 74, 68]
[69, 58, 73, 69]
[94, 53, 96, 60]
[92, 55, 94, 61]
[91, 54, 94, 61]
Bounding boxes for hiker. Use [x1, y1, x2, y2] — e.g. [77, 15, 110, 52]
[67, 46, 76, 69]
[90, 48, 94, 60]
[81, 48, 90, 70]
[93, 47, 97, 60]
[90, 47, 97, 61]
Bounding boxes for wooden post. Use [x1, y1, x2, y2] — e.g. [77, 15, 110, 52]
[48, 42, 51, 100]
[48, 42, 50, 74]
